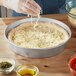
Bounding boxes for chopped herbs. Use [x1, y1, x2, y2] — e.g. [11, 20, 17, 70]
[0, 62, 12, 69]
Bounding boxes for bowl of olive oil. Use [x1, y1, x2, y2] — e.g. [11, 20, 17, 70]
[16, 65, 39, 76]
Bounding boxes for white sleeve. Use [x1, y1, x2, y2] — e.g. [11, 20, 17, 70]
[2, 0, 19, 11]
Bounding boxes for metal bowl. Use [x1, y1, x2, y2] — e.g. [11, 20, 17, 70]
[4, 17, 71, 58]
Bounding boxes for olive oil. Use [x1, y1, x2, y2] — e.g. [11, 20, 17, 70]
[17, 65, 39, 76]
[18, 68, 36, 76]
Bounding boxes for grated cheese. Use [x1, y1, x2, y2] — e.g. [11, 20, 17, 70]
[68, 8, 76, 27]
[8, 22, 69, 48]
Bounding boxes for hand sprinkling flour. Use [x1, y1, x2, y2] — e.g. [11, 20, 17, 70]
[2, 0, 41, 16]
[2, 0, 42, 30]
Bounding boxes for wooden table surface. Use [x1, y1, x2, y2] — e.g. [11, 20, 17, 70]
[0, 14, 76, 76]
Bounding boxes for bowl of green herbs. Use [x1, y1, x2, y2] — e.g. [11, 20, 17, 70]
[0, 57, 15, 74]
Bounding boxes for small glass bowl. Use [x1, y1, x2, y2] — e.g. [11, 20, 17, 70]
[0, 57, 15, 74]
[65, 0, 76, 29]
[16, 65, 39, 76]
[67, 54, 76, 76]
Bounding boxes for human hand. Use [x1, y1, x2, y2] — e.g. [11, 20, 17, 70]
[2, 0, 41, 16]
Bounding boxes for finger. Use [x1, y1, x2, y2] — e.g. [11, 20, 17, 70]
[28, 0, 41, 10]
[26, 2, 40, 14]
[24, 0, 41, 15]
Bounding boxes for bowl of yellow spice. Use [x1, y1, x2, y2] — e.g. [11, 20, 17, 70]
[0, 57, 15, 74]
[16, 65, 39, 76]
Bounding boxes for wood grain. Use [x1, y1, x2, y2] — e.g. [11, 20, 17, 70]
[0, 14, 76, 76]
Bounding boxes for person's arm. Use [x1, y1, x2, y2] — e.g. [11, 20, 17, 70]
[0, 0, 41, 16]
